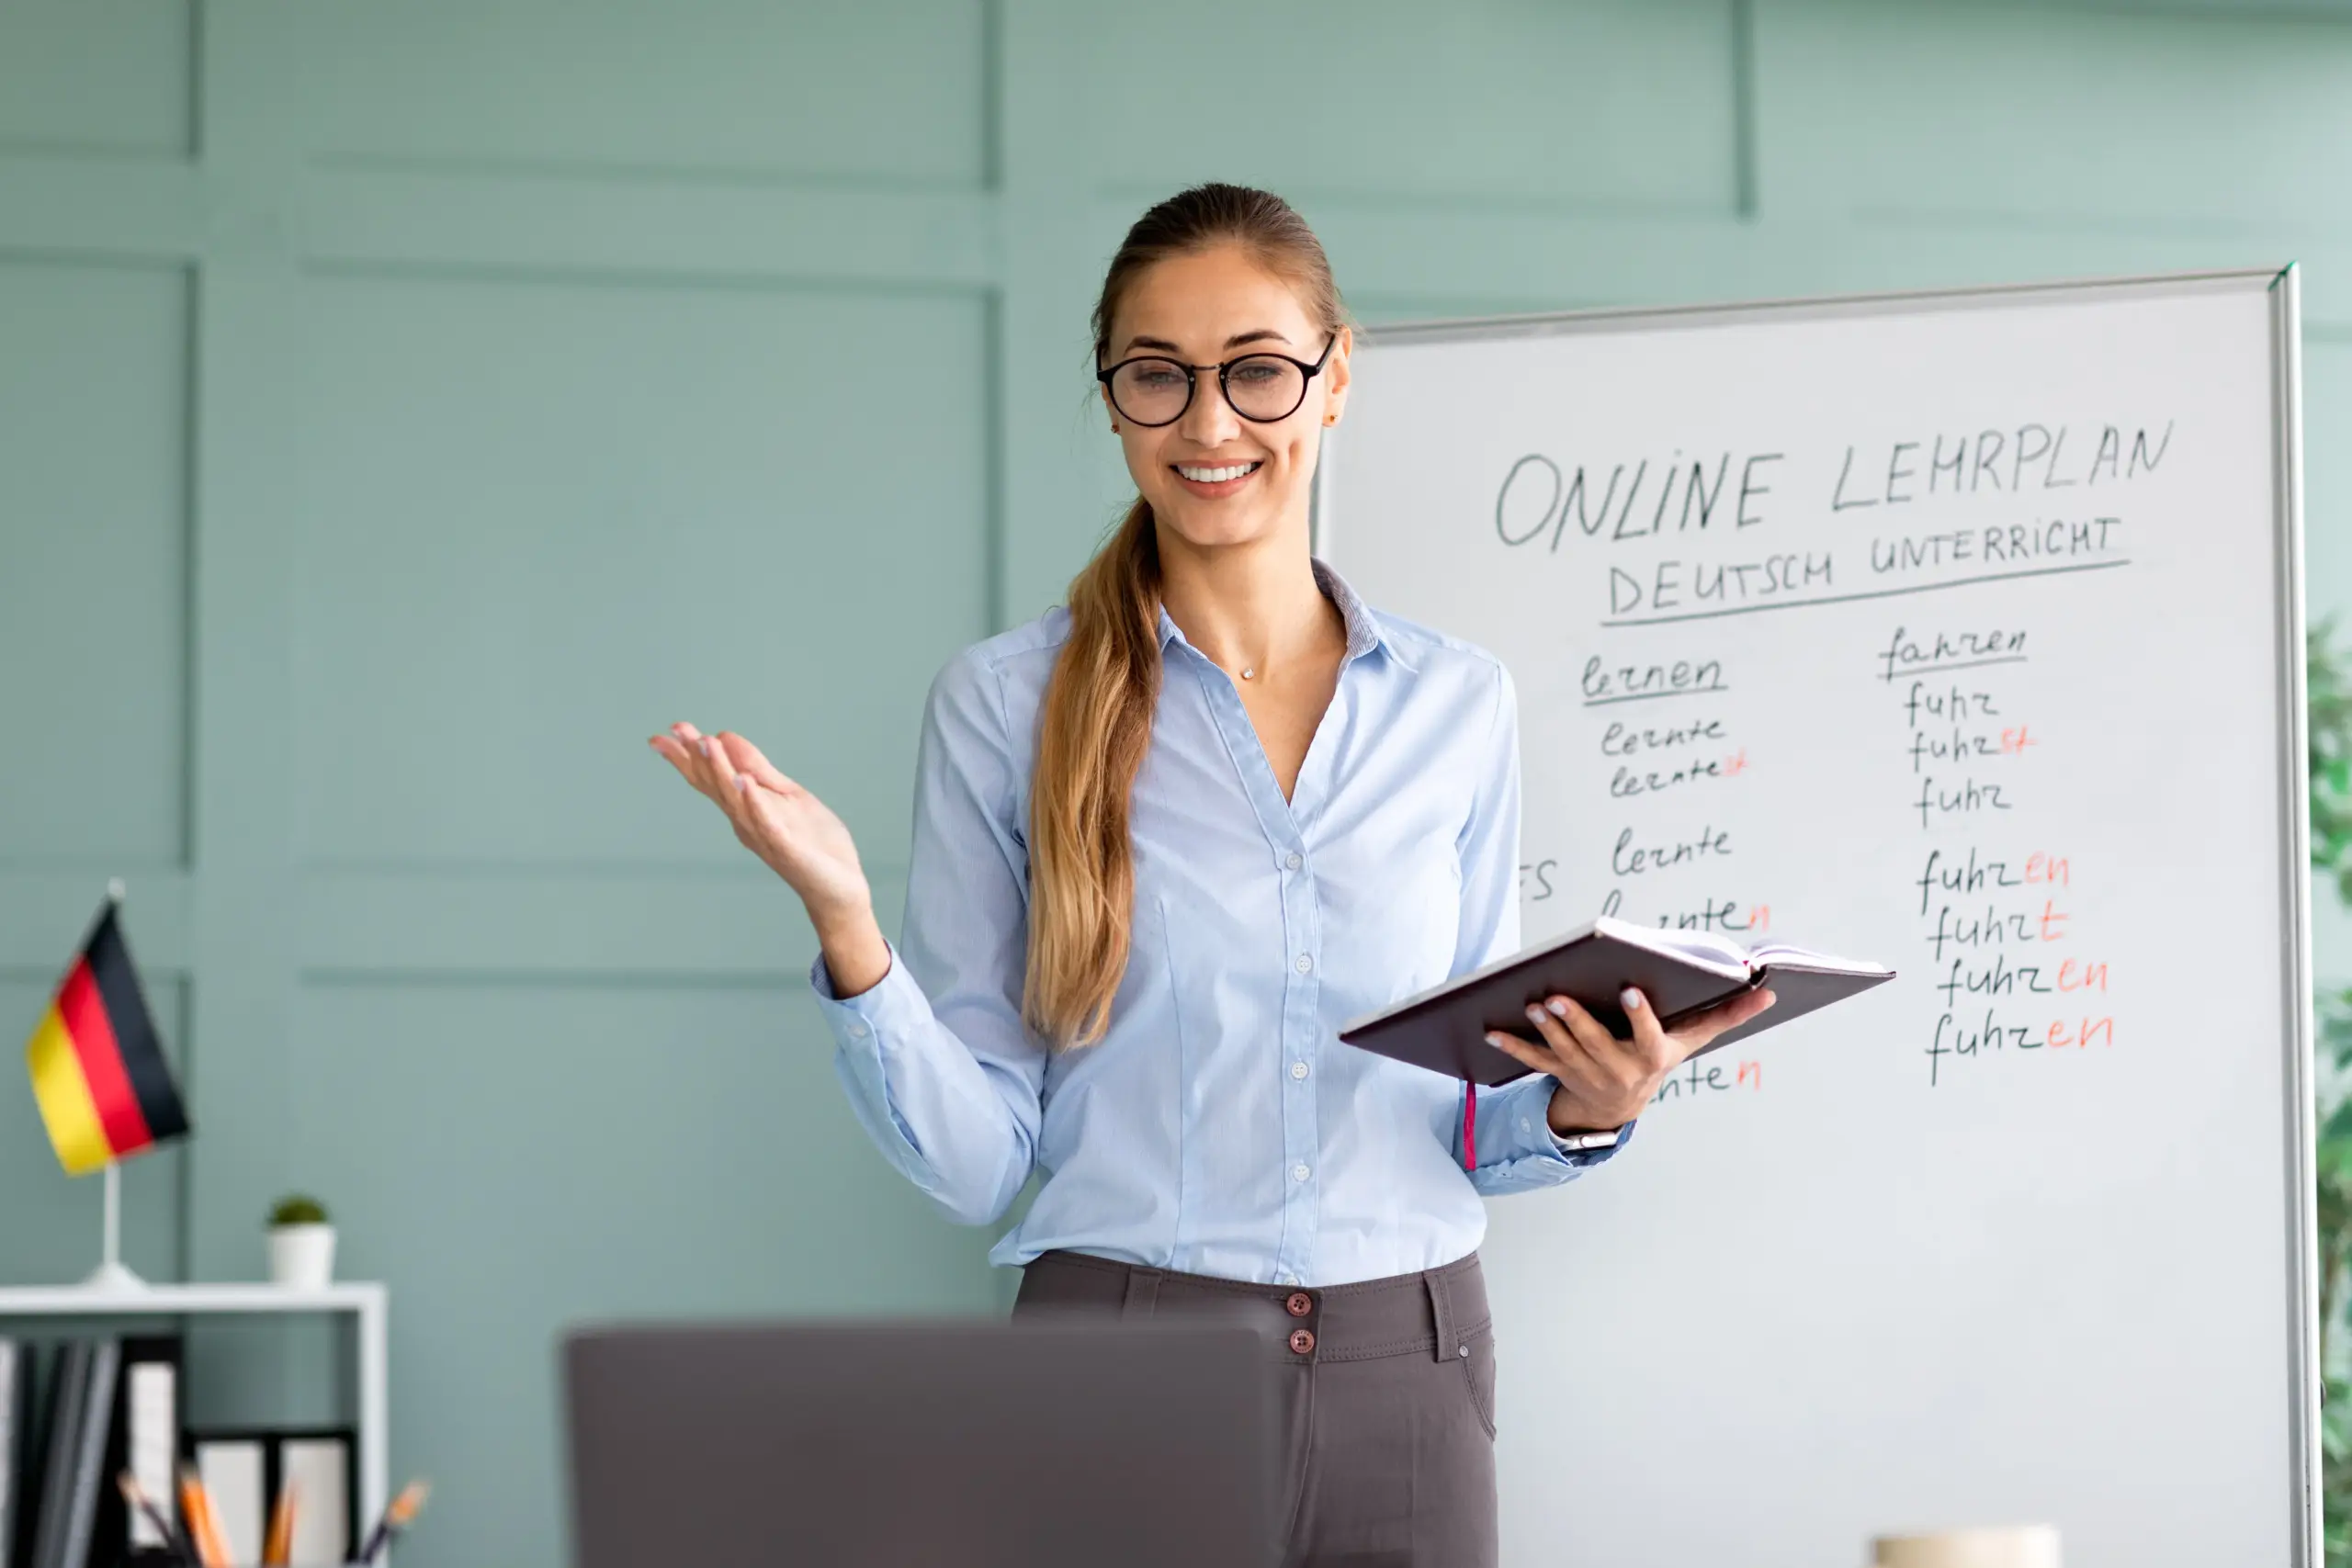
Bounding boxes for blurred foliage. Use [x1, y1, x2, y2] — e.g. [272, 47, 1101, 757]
[2315, 618, 2352, 908]
[2321, 987, 2352, 1566]
[2313, 619, 2352, 1566]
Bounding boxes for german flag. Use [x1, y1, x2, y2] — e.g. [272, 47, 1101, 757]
[24, 898, 188, 1176]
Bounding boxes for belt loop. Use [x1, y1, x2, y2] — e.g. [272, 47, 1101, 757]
[1122, 1266, 1162, 1319]
[1426, 1268, 1457, 1363]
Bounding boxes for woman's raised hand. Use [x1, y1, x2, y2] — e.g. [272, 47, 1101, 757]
[649, 724, 886, 988]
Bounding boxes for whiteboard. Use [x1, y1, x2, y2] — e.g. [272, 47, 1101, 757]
[1317, 270, 2314, 1568]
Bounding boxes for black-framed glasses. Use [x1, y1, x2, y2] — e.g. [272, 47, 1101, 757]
[1096, 335, 1337, 427]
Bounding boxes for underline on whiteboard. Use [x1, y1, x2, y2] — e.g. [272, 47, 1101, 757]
[1599, 558, 2132, 627]
[1879, 655, 2029, 680]
[1581, 686, 1731, 708]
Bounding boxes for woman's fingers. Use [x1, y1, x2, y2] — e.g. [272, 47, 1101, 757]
[652, 722, 746, 814]
[668, 722, 711, 784]
[655, 725, 800, 803]
[702, 730, 763, 840]
[1516, 1000, 1610, 1088]
[1485, 1029, 1555, 1079]
[1672, 987, 1777, 1055]
[649, 731, 719, 803]
[1546, 993, 1625, 1060]
[651, 723, 808, 863]
[704, 728, 741, 791]
[716, 731, 799, 795]
[1510, 1001, 1621, 1097]
[1620, 986, 1674, 1072]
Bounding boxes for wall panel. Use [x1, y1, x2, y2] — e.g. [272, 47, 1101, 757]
[286, 274, 990, 868]
[0, 4, 193, 159]
[1764, 3, 2352, 229]
[0, 259, 190, 868]
[1077, 0, 1741, 212]
[283, 3, 989, 187]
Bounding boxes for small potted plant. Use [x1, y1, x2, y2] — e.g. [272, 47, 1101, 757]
[266, 1193, 336, 1289]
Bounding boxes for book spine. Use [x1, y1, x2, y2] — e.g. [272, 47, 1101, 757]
[56, 1343, 117, 1568]
[112, 1343, 180, 1558]
[30, 1342, 89, 1568]
[0, 1338, 18, 1568]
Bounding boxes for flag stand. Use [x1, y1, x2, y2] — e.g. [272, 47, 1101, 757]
[84, 1160, 145, 1292]
[82, 878, 148, 1291]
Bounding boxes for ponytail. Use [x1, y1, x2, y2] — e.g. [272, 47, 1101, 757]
[1025, 502, 1161, 1044]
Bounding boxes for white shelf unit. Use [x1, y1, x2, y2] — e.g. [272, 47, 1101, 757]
[0, 1282, 390, 1543]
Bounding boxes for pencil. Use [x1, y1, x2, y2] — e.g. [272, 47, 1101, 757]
[263, 1475, 298, 1567]
[176, 1465, 232, 1568]
[356, 1479, 430, 1564]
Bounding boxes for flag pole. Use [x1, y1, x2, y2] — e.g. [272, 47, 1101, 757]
[84, 877, 147, 1292]
[83, 1161, 148, 1292]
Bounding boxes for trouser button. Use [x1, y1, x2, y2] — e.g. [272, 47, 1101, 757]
[1284, 1292, 1313, 1317]
[1288, 1328, 1316, 1356]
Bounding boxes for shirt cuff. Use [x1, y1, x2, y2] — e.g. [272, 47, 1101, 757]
[1477, 1075, 1635, 1168]
[808, 944, 922, 1050]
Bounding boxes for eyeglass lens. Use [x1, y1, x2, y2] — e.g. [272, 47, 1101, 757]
[1108, 355, 1309, 426]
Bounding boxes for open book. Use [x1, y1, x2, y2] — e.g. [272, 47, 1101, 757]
[1337, 916, 1894, 1087]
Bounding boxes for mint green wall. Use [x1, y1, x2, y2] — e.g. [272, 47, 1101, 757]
[1, 4, 2346, 1563]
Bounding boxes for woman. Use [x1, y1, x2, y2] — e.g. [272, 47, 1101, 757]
[651, 183, 1770, 1567]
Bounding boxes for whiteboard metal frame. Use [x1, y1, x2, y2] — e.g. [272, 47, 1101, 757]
[2270, 262, 2318, 1568]
[1314, 265, 2318, 1563]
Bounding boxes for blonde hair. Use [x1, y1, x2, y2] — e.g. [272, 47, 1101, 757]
[1024, 183, 1348, 1046]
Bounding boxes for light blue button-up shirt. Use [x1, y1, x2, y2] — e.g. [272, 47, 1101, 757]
[813, 560, 1623, 1287]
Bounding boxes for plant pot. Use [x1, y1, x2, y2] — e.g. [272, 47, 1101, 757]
[268, 1223, 337, 1289]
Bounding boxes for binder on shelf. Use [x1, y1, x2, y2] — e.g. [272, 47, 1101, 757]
[277, 1435, 352, 1568]
[97, 1337, 181, 1562]
[8, 1342, 53, 1568]
[28, 1340, 90, 1568]
[0, 1337, 26, 1568]
[55, 1339, 119, 1568]
[192, 1437, 265, 1568]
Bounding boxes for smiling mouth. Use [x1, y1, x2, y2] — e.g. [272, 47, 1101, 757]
[1173, 461, 1263, 483]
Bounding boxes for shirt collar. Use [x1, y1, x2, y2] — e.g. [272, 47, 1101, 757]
[1154, 558, 1418, 672]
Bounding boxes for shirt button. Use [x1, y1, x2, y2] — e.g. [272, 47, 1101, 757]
[1285, 1292, 1313, 1317]
[847, 1021, 870, 1039]
[1292, 1163, 1311, 1183]
[1290, 1061, 1309, 1081]
[1295, 953, 1314, 975]
[1280, 1274, 1300, 1287]
[1288, 1328, 1316, 1356]
[1285, 852, 1303, 871]
[1520, 1117, 1532, 1134]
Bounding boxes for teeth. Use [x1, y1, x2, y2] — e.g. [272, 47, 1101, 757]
[1177, 463, 1260, 483]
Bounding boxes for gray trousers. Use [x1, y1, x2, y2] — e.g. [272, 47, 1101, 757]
[1012, 1249, 1499, 1568]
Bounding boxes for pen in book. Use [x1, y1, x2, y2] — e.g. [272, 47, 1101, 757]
[356, 1479, 431, 1564]
[115, 1472, 189, 1562]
